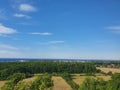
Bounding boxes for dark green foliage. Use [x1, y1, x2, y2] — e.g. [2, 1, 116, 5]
[106, 73, 120, 90]
[0, 61, 98, 80]
[106, 71, 112, 76]
[1, 73, 26, 90]
[79, 77, 107, 90]
[31, 74, 53, 90]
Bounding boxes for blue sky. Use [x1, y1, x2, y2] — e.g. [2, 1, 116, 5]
[0, 0, 120, 60]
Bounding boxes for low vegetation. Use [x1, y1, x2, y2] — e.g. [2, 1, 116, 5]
[79, 73, 120, 90]
[1, 73, 26, 90]
[72, 74, 111, 85]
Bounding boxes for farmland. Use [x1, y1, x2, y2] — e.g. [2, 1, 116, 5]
[52, 76, 72, 90]
[72, 74, 111, 85]
[97, 67, 120, 73]
[0, 61, 120, 90]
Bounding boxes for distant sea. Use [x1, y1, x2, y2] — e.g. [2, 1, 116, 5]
[0, 58, 57, 62]
[0, 58, 119, 62]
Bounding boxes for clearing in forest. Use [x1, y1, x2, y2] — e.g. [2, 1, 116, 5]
[97, 67, 120, 73]
[52, 76, 72, 90]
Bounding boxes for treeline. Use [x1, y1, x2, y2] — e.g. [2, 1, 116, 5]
[0, 61, 99, 80]
[31, 74, 53, 90]
[93, 61, 120, 68]
[79, 73, 120, 90]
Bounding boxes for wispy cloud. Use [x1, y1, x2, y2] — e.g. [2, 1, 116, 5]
[0, 44, 18, 50]
[17, 22, 32, 26]
[0, 50, 20, 58]
[106, 26, 120, 30]
[14, 13, 31, 18]
[38, 40, 65, 45]
[19, 4, 37, 12]
[49, 41, 65, 44]
[0, 24, 17, 35]
[106, 26, 120, 34]
[30, 32, 53, 35]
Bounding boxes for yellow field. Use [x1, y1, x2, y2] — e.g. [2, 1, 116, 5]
[72, 74, 86, 85]
[0, 81, 7, 89]
[72, 74, 111, 85]
[97, 67, 120, 73]
[52, 76, 72, 90]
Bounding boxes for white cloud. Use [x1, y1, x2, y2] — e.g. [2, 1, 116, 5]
[38, 40, 65, 45]
[0, 50, 21, 58]
[49, 41, 65, 44]
[107, 26, 120, 30]
[106, 26, 120, 34]
[0, 43, 19, 58]
[14, 13, 31, 18]
[0, 44, 18, 50]
[19, 4, 36, 12]
[30, 32, 53, 35]
[0, 24, 17, 35]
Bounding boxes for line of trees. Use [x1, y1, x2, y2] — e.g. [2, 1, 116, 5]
[31, 74, 53, 90]
[0, 61, 99, 80]
[61, 72, 79, 90]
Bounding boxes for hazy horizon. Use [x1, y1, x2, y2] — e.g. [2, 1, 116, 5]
[0, 0, 120, 60]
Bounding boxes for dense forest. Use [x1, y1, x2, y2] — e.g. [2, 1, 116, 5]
[0, 61, 99, 80]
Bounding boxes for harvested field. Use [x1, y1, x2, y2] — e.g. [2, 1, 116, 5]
[0, 81, 7, 88]
[52, 76, 72, 90]
[72, 74, 111, 85]
[97, 67, 120, 73]
[72, 74, 87, 85]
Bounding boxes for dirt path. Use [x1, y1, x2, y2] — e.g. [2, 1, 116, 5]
[52, 76, 72, 90]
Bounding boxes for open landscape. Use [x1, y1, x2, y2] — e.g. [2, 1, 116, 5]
[0, 0, 120, 90]
[0, 61, 120, 90]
